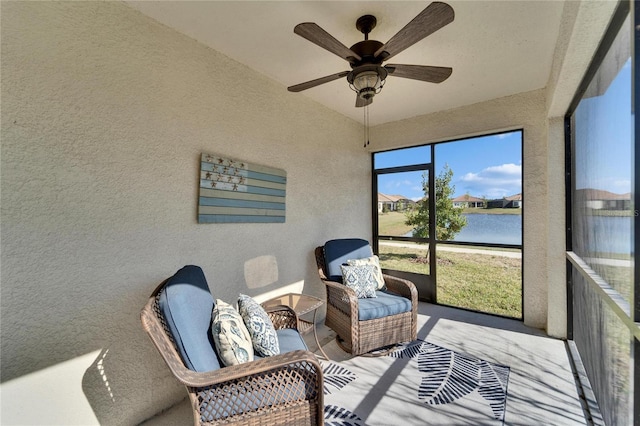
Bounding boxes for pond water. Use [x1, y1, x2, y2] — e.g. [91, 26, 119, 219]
[404, 213, 631, 253]
[574, 215, 631, 255]
[452, 213, 522, 245]
[404, 213, 522, 245]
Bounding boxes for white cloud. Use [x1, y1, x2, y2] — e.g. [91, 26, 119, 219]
[458, 163, 521, 199]
[491, 130, 521, 140]
[594, 178, 632, 194]
[612, 179, 631, 193]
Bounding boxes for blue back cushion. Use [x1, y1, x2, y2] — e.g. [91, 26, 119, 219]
[158, 265, 221, 372]
[323, 238, 373, 282]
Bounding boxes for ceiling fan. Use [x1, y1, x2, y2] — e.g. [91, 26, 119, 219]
[287, 2, 455, 107]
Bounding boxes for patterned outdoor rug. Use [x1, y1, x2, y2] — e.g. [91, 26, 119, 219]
[321, 340, 510, 426]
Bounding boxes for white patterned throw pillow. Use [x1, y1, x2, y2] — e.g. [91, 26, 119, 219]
[238, 294, 280, 357]
[340, 264, 378, 299]
[211, 299, 254, 366]
[346, 255, 386, 290]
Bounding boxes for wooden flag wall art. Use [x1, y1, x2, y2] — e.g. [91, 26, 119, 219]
[198, 153, 286, 223]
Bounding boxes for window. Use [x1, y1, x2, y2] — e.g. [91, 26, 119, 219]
[434, 132, 522, 318]
[373, 131, 523, 318]
[374, 147, 434, 299]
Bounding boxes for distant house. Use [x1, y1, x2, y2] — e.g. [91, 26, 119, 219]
[576, 188, 631, 210]
[378, 193, 415, 213]
[487, 193, 523, 209]
[487, 198, 509, 208]
[452, 194, 485, 208]
[505, 193, 523, 208]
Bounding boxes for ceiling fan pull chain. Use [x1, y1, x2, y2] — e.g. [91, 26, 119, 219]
[367, 105, 371, 146]
[363, 105, 370, 147]
[363, 106, 366, 147]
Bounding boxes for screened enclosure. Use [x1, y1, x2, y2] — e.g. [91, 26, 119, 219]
[566, 1, 638, 423]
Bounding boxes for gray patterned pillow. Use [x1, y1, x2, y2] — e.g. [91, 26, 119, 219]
[346, 255, 386, 290]
[238, 294, 280, 357]
[340, 264, 378, 299]
[211, 299, 254, 366]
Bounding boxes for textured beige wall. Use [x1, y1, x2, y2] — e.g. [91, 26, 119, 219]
[369, 90, 551, 330]
[0, 2, 366, 424]
[545, 117, 567, 338]
[0, 0, 620, 423]
[546, 0, 619, 118]
[542, 0, 618, 338]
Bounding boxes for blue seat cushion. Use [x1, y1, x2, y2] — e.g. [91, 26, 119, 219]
[324, 238, 373, 282]
[254, 328, 308, 360]
[275, 328, 308, 353]
[158, 265, 221, 372]
[358, 290, 412, 321]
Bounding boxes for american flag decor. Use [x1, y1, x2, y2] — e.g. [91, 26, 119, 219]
[198, 153, 286, 223]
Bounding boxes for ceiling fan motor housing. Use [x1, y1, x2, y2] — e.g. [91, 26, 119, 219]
[349, 40, 387, 67]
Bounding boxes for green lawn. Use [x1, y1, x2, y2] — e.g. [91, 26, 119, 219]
[378, 244, 430, 275]
[379, 244, 522, 318]
[378, 211, 413, 236]
[594, 262, 632, 302]
[436, 251, 522, 318]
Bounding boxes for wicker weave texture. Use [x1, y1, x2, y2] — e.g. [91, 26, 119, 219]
[141, 281, 324, 425]
[315, 246, 418, 356]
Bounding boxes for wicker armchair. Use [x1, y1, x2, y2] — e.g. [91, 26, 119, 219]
[315, 239, 418, 356]
[141, 266, 324, 425]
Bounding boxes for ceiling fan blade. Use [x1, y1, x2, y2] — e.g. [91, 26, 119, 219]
[294, 23, 362, 63]
[287, 70, 350, 92]
[375, 2, 454, 61]
[385, 64, 452, 83]
[355, 95, 373, 108]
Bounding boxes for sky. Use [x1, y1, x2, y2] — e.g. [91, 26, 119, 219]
[574, 58, 632, 194]
[375, 131, 523, 200]
[376, 54, 633, 202]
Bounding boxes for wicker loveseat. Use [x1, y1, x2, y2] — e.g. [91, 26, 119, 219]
[315, 239, 418, 356]
[141, 265, 324, 425]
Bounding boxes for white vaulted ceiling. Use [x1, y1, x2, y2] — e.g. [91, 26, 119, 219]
[126, 1, 566, 126]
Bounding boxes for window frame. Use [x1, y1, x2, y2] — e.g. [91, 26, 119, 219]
[372, 130, 524, 319]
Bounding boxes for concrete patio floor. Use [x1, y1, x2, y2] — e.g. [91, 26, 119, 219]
[142, 302, 591, 425]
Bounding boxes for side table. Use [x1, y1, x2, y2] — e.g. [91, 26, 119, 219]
[262, 293, 329, 360]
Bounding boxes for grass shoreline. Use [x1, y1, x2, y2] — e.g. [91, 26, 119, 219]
[379, 244, 522, 318]
[381, 241, 522, 254]
[462, 208, 522, 215]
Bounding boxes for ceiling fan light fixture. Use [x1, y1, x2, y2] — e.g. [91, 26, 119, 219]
[353, 70, 382, 91]
[348, 65, 388, 99]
